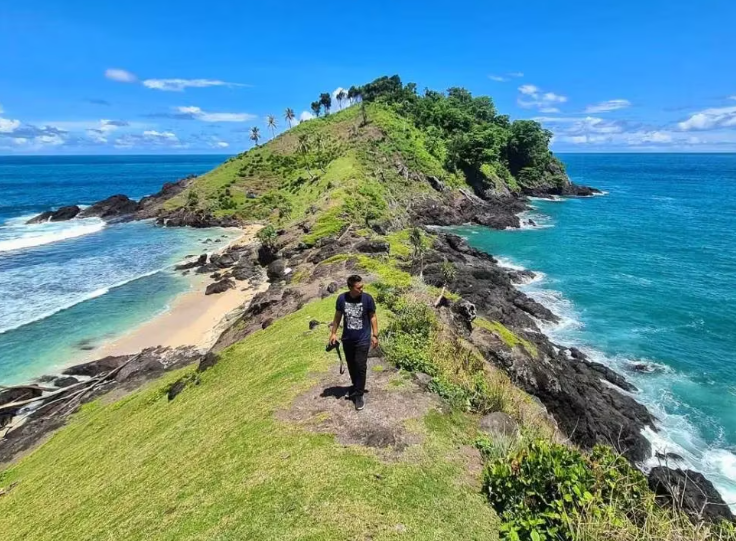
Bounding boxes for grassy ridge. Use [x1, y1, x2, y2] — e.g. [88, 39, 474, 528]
[0, 296, 498, 541]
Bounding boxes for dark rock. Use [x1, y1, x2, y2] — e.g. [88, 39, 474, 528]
[453, 300, 477, 329]
[267, 259, 289, 281]
[174, 254, 208, 271]
[426, 175, 447, 192]
[258, 245, 279, 266]
[216, 252, 239, 268]
[78, 194, 139, 219]
[507, 269, 536, 285]
[355, 240, 390, 254]
[479, 412, 519, 438]
[231, 264, 259, 281]
[309, 320, 321, 330]
[63, 355, 130, 377]
[648, 467, 735, 524]
[527, 219, 537, 227]
[656, 451, 685, 462]
[326, 281, 339, 294]
[197, 351, 220, 372]
[246, 191, 258, 199]
[210, 272, 222, 280]
[167, 378, 188, 401]
[26, 205, 81, 224]
[0, 386, 43, 406]
[524, 182, 602, 198]
[52, 376, 79, 388]
[370, 221, 390, 235]
[205, 278, 235, 295]
[136, 176, 195, 218]
[261, 318, 274, 329]
[156, 208, 240, 228]
[569, 347, 585, 360]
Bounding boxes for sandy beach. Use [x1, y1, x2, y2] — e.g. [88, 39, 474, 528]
[83, 225, 266, 360]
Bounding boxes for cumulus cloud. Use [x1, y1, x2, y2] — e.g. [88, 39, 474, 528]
[105, 68, 138, 83]
[170, 106, 255, 122]
[85, 119, 130, 143]
[0, 118, 21, 133]
[584, 99, 632, 113]
[214, 141, 229, 148]
[489, 72, 524, 82]
[299, 110, 315, 122]
[142, 78, 247, 92]
[115, 130, 181, 148]
[677, 106, 736, 131]
[517, 84, 567, 112]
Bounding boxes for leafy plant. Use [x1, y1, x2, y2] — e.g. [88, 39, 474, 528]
[256, 224, 277, 248]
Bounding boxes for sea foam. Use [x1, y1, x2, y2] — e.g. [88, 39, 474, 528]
[0, 217, 106, 253]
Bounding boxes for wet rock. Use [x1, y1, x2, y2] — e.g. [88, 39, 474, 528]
[52, 376, 79, 388]
[174, 254, 208, 271]
[156, 208, 240, 228]
[26, 205, 81, 224]
[656, 451, 685, 462]
[479, 412, 519, 438]
[78, 194, 139, 219]
[205, 278, 235, 295]
[507, 269, 536, 284]
[648, 467, 735, 524]
[0, 387, 43, 406]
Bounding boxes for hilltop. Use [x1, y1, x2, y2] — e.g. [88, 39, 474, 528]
[2, 76, 733, 540]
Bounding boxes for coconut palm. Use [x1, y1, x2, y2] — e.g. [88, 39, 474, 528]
[297, 134, 315, 180]
[249, 126, 261, 147]
[310, 101, 321, 117]
[266, 115, 277, 139]
[284, 108, 295, 128]
[336, 89, 347, 110]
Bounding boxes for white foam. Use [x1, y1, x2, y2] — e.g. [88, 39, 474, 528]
[496, 256, 526, 271]
[0, 218, 106, 253]
[0, 268, 161, 335]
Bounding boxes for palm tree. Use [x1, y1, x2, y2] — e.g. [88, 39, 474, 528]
[319, 92, 332, 115]
[310, 101, 321, 117]
[266, 115, 277, 140]
[249, 126, 261, 147]
[336, 89, 347, 110]
[297, 134, 315, 180]
[284, 108, 295, 128]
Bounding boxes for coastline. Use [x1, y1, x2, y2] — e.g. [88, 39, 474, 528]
[73, 224, 266, 365]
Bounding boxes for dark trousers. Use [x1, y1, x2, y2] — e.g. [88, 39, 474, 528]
[343, 341, 369, 396]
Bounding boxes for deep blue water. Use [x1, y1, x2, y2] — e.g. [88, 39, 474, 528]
[451, 153, 736, 506]
[0, 155, 232, 384]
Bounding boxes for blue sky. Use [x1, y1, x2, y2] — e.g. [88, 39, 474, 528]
[1, 0, 734, 154]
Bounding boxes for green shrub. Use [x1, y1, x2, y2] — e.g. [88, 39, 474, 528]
[483, 441, 651, 541]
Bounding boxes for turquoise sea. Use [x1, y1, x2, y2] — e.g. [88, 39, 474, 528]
[0, 155, 236, 385]
[451, 153, 736, 507]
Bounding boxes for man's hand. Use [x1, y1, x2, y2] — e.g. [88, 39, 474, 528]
[371, 334, 379, 349]
[329, 331, 338, 346]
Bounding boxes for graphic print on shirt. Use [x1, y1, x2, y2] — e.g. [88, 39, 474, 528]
[344, 301, 364, 330]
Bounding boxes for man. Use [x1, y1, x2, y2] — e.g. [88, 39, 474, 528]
[328, 274, 378, 410]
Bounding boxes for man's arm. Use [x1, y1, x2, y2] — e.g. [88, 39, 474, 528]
[370, 312, 379, 349]
[329, 310, 342, 345]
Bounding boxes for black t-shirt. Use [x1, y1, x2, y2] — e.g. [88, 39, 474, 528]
[336, 292, 376, 345]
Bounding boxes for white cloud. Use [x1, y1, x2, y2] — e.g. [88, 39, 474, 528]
[489, 75, 508, 82]
[0, 117, 21, 133]
[517, 84, 568, 112]
[677, 106, 736, 131]
[105, 68, 138, 83]
[509, 72, 524, 78]
[730, 96, 736, 101]
[519, 84, 539, 95]
[299, 110, 315, 122]
[175, 106, 255, 122]
[0, 104, 3, 114]
[214, 141, 229, 148]
[143, 130, 178, 141]
[143, 78, 246, 92]
[584, 99, 632, 113]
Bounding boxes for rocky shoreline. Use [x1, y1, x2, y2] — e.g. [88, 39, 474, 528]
[7, 176, 733, 524]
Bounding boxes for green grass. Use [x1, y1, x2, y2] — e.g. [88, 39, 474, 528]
[474, 317, 538, 358]
[0, 296, 498, 541]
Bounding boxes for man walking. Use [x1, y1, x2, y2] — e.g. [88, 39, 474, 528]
[328, 274, 378, 410]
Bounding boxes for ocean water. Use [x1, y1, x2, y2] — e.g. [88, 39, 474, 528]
[451, 153, 736, 507]
[0, 155, 233, 385]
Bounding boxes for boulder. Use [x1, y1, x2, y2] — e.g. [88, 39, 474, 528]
[0, 386, 43, 406]
[26, 205, 81, 224]
[258, 245, 279, 266]
[453, 300, 477, 329]
[205, 278, 235, 295]
[267, 259, 289, 281]
[174, 254, 208, 271]
[326, 281, 339, 294]
[413, 372, 433, 388]
[78, 194, 139, 219]
[648, 467, 735, 524]
[63, 355, 129, 377]
[355, 240, 390, 254]
[52, 376, 79, 388]
[479, 412, 519, 438]
[507, 269, 536, 285]
[308, 320, 321, 330]
[216, 252, 239, 268]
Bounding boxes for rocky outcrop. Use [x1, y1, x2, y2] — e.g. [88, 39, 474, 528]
[78, 194, 139, 219]
[355, 239, 390, 254]
[427, 233, 655, 462]
[26, 205, 81, 224]
[410, 192, 525, 230]
[155, 208, 240, 228]
[648, 467, 735, 524]
[205, 278, 235, 295]
[136, 176, 195, 218]
[524, 183, 602, 198]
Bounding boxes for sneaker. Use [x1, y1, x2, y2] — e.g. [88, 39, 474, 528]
[354, 394, 365, 411]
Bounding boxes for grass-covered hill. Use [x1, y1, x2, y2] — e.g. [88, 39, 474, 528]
[1, 76, 733, 541]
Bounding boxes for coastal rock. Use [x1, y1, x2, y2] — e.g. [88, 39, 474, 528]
[452, 300, 477, 329]
[156, 208, 239, 228]
[205, 278, 235, 295]
[355, 239, 390, 254]
[648, 467, 735, 524]
[78, 194, 139, 219]
[0, 386, 43, 406]
[63, 355, 130, 377]
[52, 376, 79, 388]
[524, 182, 601, 198]
[136, 176, 194, 218]
[267, 259, 290, 281]
[216, 252, 239, 268]
[426, 175, 447, 192]
[479, 412, 519, 438]
[26, 205, 81, 224]
[258, 245, 279, 266]
[507, 269, 536, 284]
[175, 254, 208, 271]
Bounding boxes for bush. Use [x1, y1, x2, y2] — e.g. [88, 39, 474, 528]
[483, 441, 651, 541]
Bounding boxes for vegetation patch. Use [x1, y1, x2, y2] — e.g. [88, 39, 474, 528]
[475, 317, 539, 358]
